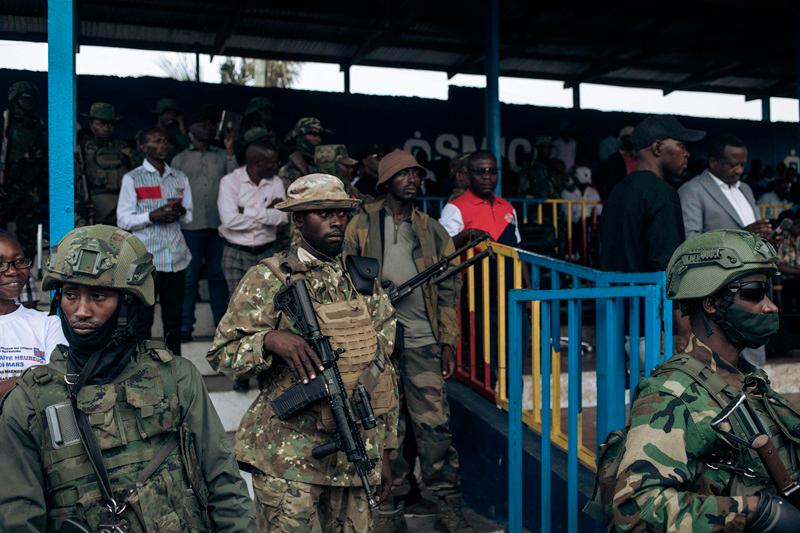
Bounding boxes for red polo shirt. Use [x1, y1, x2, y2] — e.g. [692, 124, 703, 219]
[439, 189, 521, 246]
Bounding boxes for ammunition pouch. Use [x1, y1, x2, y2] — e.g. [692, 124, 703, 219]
[345, 255, 379, 295]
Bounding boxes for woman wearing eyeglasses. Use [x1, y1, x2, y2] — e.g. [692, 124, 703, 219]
[0, 231, 66, 398]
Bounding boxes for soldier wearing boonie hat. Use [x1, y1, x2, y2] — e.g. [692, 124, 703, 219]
[208, 175, 399, 531]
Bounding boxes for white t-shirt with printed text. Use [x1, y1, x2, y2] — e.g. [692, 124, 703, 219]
[0, 305, 67, 379]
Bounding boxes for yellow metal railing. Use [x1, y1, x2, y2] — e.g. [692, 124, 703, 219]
[759, 203, 793, 219]
[456, 242, 598, 468]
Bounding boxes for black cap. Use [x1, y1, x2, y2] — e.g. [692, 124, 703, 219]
[631, 115, 706, 151]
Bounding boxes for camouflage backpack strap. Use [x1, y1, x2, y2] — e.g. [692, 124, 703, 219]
[142, 339, 173, 363]
[653, 355, 740, 411]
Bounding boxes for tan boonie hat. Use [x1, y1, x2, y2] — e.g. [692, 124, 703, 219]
[276, 174, 361, 212]
[378, 149, 425, 187]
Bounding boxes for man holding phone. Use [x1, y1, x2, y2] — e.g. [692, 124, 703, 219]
[117, 126, 193, 355]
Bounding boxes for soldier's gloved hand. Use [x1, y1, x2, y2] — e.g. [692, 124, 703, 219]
[263, 330, 324, 384]
[746, 492, 800, 532]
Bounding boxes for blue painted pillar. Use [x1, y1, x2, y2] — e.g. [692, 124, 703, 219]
[48, 0, 76, 246]
[485, 0, 501, 194]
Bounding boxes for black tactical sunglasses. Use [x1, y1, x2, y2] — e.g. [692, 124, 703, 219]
[726, 280, 772, 303]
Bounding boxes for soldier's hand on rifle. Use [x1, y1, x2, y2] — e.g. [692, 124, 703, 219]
[441, 344, 456, 379]
[374, 450, 393, 505]
[263, 330, 324, 384]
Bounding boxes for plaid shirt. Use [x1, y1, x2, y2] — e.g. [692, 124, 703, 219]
[117, 159, 193, 272]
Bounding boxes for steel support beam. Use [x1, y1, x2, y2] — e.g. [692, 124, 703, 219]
[572, 83, 580, 110]
[485, 0, 501, 195]
[762, 98, 771, 122]
[48, 0, 76, 246]
[343, 64, 351, 94]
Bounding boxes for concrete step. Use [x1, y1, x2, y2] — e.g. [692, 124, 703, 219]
[520, 361, 800, 411]
[151, 301, 216, 339]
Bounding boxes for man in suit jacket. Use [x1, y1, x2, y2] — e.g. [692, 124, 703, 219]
[678, 134, 773, 366]
[679, 134, 772, 239]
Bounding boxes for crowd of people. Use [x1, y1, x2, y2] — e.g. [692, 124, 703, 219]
[2, 76, 800, 531]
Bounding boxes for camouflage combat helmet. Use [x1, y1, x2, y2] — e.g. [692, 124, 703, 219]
[84, 102, 121, 122]
[242, 126, 275, 146]
[8, 81, 39, 102]
[314, 144, 358, 167]
[284, 117, 332, 142]
[42, 225, 156, 306]
[666, 229, 778, 300]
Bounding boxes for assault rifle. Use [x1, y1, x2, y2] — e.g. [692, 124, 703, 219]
[712, 393, 800, 508]
[270, 234, 493, 505]
[385, 232, 494, 304]
[271, 280, 380, 507]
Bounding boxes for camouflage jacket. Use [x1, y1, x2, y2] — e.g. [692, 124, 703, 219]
[207, 247, 399, 486]
[277, 152, 316, 187]
[0, 342, 255, 532]
[613, 335, 800, 532]
[343, 198, 461, 349]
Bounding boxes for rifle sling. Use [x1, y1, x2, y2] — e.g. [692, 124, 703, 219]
[68, 350, 182, 514]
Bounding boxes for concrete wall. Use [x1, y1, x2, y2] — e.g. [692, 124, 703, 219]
[448, 381, 600, 532]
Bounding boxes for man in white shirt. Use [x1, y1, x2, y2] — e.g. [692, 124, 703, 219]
[117, 126, 193, 355]
[0, 231, 66, 397]
[678, 134, 772, 366]
[218, 140, 288, 296]
[679, 134, 771, 240]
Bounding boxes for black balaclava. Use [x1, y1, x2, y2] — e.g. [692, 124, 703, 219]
[55, 290, 145, 385]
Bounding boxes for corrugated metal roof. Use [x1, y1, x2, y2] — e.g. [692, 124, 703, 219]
[1, 0, 797, 99]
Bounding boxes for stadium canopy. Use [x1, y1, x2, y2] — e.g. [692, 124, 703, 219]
[3, 0, 799, 244]
[3, 0, 799, 100]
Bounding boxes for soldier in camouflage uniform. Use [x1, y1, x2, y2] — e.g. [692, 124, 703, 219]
[1, 81, 47, 256]
[315, 144, 361, 196]
[79, 102, 136, 225]
[611, 230, 800, 531]
[240, 96, 276, 143]
[0, 224, 255, 531]
[278, 117, 330, 186]
[208, 174, 399, 532]
[344, 150, 472, 533]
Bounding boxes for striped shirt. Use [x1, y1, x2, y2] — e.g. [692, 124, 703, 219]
[117, 159, 194, 272]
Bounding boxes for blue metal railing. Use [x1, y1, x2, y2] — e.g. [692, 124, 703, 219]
[506, 273, 669, 532]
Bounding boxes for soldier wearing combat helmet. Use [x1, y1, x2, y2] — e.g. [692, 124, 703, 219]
[278, 117, 331, 185]
[79, 102, 136, 225]
[0, 225, 255, 531]
[208, 174, 399, 531]
[609, 230, 800, 531]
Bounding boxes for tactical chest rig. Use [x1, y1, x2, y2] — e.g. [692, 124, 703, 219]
[17, 343, 210, 532]
[263, 255, 397, 430]
[586, 354, 800, 525]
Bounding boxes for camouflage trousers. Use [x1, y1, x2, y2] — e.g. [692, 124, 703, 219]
[252, 472, 371, 533]
[390, 344, 461, 498]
